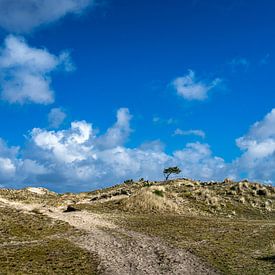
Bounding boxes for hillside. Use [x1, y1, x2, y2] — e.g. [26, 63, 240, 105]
[0, 178, 274, 274]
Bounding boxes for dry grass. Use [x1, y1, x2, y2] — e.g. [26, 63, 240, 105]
[72, 178, 275, 274]
[116, 213, 275, 275]
[1, 178, 274, 274]
[121, 187, 178, 213]
[0, 239, 99, 274]
[0, 206, 72, 242]
[0, 205, 99, 274]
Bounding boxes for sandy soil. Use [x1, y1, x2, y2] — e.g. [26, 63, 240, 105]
[0, 197, 220, 275]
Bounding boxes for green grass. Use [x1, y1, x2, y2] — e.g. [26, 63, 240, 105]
[74, 194, 275, 274]
[0, 206, 99, 274]
[1, 179, 274, 274]
[0, 207, 72, 242]
[56, 179, 275, 274]
[0, 239, 99, 274]
[116, 213, 275, 275]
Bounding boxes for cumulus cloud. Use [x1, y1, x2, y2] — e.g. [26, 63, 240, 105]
[30, 120, 95, 163]
[95, 108, 132, 149]
[174, 128, 206, 138]
[235, 109, 275, 181]
[0, 157, 16, 180]
[2, 107, 275, 192]
[173, 142, 227, 180]
[0, 108, 231, 192]
[0, 138, 46, 185]
[0, 0, 94, 33]
[0, 139, 19, 182]
[48, 108, 67, 128]
[139, 140, 165, 152]
[172, 70, 221, 101]
[0, 35, 73, 104]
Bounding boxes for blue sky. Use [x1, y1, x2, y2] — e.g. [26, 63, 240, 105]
[0, 0, 274, 192]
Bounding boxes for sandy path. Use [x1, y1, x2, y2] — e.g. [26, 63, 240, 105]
[0, 197, 220, 275]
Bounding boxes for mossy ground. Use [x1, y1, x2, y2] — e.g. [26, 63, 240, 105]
[71, 178, 275, 275]
[115, 214, 275, 275]
[71, 195, 275, 274]
[0, 207, 72, 242]
[0, 239, 99, 275]
[0, 206, 99, 274]
[1, 179, 274, 274]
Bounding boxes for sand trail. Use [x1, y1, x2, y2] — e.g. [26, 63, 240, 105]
[0, 197, 220, 275]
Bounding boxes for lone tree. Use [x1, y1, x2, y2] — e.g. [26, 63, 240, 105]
[163, 166, 181, 181]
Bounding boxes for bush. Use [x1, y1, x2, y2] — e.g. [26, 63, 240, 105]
[143, 182, 153, 187]
[152, 190, 164, 197]
[124, 179, 134, 184]
[257, 189, 268, 196]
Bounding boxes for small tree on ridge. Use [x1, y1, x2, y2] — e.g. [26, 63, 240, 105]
[163, 166, 181, 181]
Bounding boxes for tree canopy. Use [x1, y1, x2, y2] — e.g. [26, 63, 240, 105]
[163, 166, 181, 180]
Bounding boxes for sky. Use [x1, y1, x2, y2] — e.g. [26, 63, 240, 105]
[0, 0, 275, 192]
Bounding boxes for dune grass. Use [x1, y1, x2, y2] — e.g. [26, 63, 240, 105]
[0, 206, 99, 274]
[0, 206, 72, 242]
[117, 213, 275, 275]
[0, 239, 99, 274]
[1, 179, 274, 274]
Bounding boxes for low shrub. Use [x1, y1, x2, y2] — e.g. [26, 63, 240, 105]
[152, 190, 164, 197]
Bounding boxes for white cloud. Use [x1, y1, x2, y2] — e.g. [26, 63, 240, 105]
[173, 142, 227, 180]
[172, 70, 221, 101]
[0, 0, 94, 33]
[5, 107, 275, 192]
[237, 109, 275, 141]
[235, 109, 275, 181]
[96, 146, 171, 181]
[0, 138, 46, 184]
[153, 116, 177, 125]
[139, 140, 165, 152]
[48, 108, 67, 128]
[0, 139, 19, 182]
[31, 120, 95, 163]
[95, 108, 132, 149]
[0, 35, 73, 104]
[0, 157, 16, 177]
[174, 128, 205, 138]
[1, 108, 227, 191]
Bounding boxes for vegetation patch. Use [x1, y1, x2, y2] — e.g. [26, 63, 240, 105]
[0, 239, 99, 274]
[0, 205, 99, 274]
[121, 188, 178, 214]
[0, 206, 72, 242]
[117, 213, 275, 275]
[1, 178, 274, 274]
[152, 189, 164, 197]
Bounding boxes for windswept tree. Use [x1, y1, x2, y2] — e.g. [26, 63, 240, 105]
[163, 166, 181, 180]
